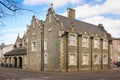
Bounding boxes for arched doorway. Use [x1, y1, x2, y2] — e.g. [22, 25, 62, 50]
[9, 57, 12, 68]
[14, 57, 17, 68]
[19, 57, 22, 68]
[4, 57, 7, 67]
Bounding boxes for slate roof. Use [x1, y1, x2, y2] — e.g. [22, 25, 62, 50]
[56, 14, 105, 37]
[0, 44, 13, 49]
[4, 48, 27, 56]
[112, 37, 120, 40]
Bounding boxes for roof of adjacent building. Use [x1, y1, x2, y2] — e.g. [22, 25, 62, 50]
[0, 44, 13, 49]
[56, 14, 106, 37]
[4, 48, 27, 56]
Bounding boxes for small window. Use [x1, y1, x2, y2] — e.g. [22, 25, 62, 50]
[31, 41, 37, 51]
[69, 54, 77, 65]
[93, 55, 99, 64]
[82, 54, 89, 65]
[94, 38, 99, 48]
[44, 39, 47, 51]
[82, 37, 89, 47]
[69, 34, 76, 46]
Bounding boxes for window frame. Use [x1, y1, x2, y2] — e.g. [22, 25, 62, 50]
[82, 53, 89, 65]
[103, 39, 108, 49]
[68, 33, 77, 46]
[94, 38, 99, 48]
[69, 54, 77, 66]
[82, 36, 89, 47]
[103, 54, 108, 64]
[93, 54, 100, 65]
[31, 41, 37, 51]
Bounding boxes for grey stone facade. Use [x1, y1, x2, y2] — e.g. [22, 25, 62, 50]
[4, 4, 112, 72]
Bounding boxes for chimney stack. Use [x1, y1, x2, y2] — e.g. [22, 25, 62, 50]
[67, 8, 75, 19]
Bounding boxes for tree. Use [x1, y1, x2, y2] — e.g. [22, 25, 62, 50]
[0, 0, 33, 26]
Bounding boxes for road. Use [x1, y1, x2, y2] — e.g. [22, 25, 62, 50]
[0, 67, 120, 80]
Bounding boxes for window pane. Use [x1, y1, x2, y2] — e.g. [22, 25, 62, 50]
[103, 55, 108, 64]
[93, 55, 99, 64]
[82, 37, 88, 47]
[32, 41, 37, 51]
[103, 40, 108, 49]
[69, 34, 76, 46]
[82, 54, 89, 65]
[69, 54, 76, 65]
[94, 39, 99, 48]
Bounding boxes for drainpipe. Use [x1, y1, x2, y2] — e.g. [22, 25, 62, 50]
[41, 22, 44, 71]
[65, 32, 68, 72]
[77, 35, 81, 71]
[90, 36, 93, 70]
[100, 38, 103, 69]
[108, 40, 112, 69]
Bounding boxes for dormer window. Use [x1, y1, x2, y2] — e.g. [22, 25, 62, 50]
[82, 36, 89, 47]
[94, 38, 99, 48]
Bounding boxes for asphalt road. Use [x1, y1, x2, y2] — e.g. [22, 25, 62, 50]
[0, 67, 120, 80]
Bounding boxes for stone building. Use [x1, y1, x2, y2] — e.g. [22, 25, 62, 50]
[4, 4, 112, 72]
[111, 38, 120, 62]
[4, 34, 27, 69]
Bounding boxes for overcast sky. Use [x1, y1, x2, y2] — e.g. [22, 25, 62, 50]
[0, 0, 120, 45]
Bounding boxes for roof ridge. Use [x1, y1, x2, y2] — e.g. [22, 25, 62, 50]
[55, 14, 97, 27]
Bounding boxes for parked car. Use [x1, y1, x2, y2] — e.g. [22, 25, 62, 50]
[114, 61, 120, 67]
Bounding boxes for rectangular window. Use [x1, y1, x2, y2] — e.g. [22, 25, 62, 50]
[94, 38, 99, 48]
[93, 54, 99, 64]
[69, 54, 77, 65]
[103, 39, 108, 49]
[44, 39, 47, 51]
[69, 34, 76, 46]
[31, 41, 37, 51]
[103, 54, 108, 64]
[82, 54, 89, 65]
[82, 37, 89, 47]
